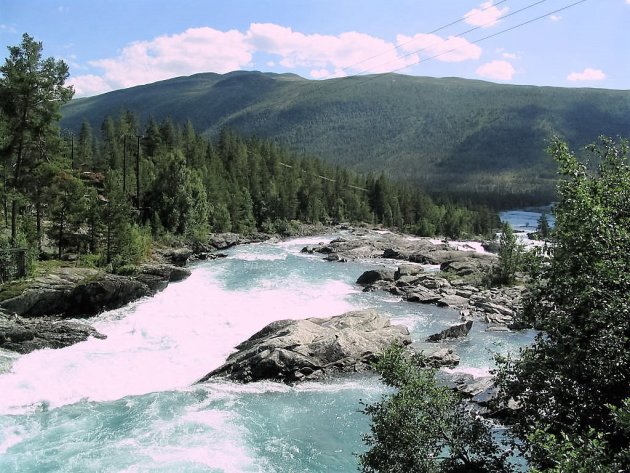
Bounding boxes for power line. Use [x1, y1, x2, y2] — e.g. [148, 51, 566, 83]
[327, 0, 510, 81]
[278, 161, 369, 191]
[351, 0, 549, 77]
[395, 0, 588, 74]
[222, 0, 586, 131]
[316, 0, 588, 97]
[217, 1, 520, 128]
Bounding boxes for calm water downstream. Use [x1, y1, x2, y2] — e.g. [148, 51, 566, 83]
[0, 233, 535, 472]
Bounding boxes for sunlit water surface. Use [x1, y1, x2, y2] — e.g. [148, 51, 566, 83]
[0, 234, 535, 472]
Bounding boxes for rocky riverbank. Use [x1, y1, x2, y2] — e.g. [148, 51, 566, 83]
[303, 228, 525, 328]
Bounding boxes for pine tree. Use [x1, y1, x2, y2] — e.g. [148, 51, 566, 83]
[0, 33, 74, 243]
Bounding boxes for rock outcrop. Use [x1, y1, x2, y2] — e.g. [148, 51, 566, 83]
[198, 309, 411, 384]
[0, 310, 106, 354]
[0, 264, 191, 319]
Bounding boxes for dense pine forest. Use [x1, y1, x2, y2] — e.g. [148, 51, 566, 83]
[0, 34, 498, 274]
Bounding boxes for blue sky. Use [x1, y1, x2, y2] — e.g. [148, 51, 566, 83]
[1, 0, 628, 97]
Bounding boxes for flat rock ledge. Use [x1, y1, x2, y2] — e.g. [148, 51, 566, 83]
[0, 264, 191, 319]
[0, 310, 106, 354]
[197, 309, 411, 384]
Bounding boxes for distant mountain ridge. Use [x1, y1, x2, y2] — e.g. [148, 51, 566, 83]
[61, 71, 630, 203]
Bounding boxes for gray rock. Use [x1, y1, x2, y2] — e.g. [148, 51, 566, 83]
[382, 248, 405, 259]
[427, 320, 473, 342]
[437, 294, 470, 309]
[207, 233, 242, 250]
[356, 269, 395, 285]
[198, 309, 411, 384]
[0, 311, 106, 354]
[394, 264, 423, 279]
[66, 275, 153, 317]
[425, 348, 460, 367]
[163, 247, 193, 267]
[405, 288, 442, 304]
[0, 263, 191, 319]
[324, 253, 347, 262]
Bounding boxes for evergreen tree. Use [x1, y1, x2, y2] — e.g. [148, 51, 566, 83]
[46, 169, 87, 258]
[78, 119, 94, 169]
[0, 33, 73, 243]
[492, 222, 523, 286]
[537, 213, 551, 239]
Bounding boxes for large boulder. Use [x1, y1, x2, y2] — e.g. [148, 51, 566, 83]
[198, 309, 411, 384]
[356, 269, 395, 285]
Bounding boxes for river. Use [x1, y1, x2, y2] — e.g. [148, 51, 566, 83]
[0, 233, 536, 472]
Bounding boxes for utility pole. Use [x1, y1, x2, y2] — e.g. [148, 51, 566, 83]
[70, 133, 74, 170]
[136, 134, 141, 210]
[122, 135, 127, 195]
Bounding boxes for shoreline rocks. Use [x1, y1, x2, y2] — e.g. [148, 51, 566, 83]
[197, 309, 412, 384]
[0, 264, 191, 319]
[0, 310, 106, 354]
[0, 262, 192, 354]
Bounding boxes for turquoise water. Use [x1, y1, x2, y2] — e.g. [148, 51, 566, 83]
[0, 234, 534, 472]
[500, 207, 555, 233]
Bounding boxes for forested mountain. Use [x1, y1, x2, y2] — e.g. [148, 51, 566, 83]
[61, 71, 630, 207]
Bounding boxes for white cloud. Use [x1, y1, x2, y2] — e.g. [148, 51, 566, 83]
[567, 68, 606, 81]
[90, 27, 253, 89]
[549, 15, 562, 21]
[310, 68, 346, 79]
[502, 52, 518, 59]
[70, 27, 253, 96]
[247, 23, 417, 75]
[626, 0, 630, 5]
[69, 23, 424, 96]
[464, 1, 509, 27]
[67, 74, 112, 97]
[0, 24, 17, 34]
[476, 60, 515, 80]
[397, 33, 482, 62]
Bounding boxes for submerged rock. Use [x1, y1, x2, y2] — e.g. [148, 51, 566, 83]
[197, 309, 411, 384]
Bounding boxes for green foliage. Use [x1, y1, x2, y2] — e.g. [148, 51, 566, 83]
[360, 345, 514, 473]
[0, 33, 74, 243]
[490, 222, 524, 286]
[496, 137, 630, 470]
[45, 169, 88, 258]
[536, 213, 551, 239]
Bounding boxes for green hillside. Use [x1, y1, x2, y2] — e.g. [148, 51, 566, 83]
[61, 71, 630, 206]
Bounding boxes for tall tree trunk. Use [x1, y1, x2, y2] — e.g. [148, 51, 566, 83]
[58, 208, 64, 260]
[36, 198, 42, 253]
[11, 199, 18, 245]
